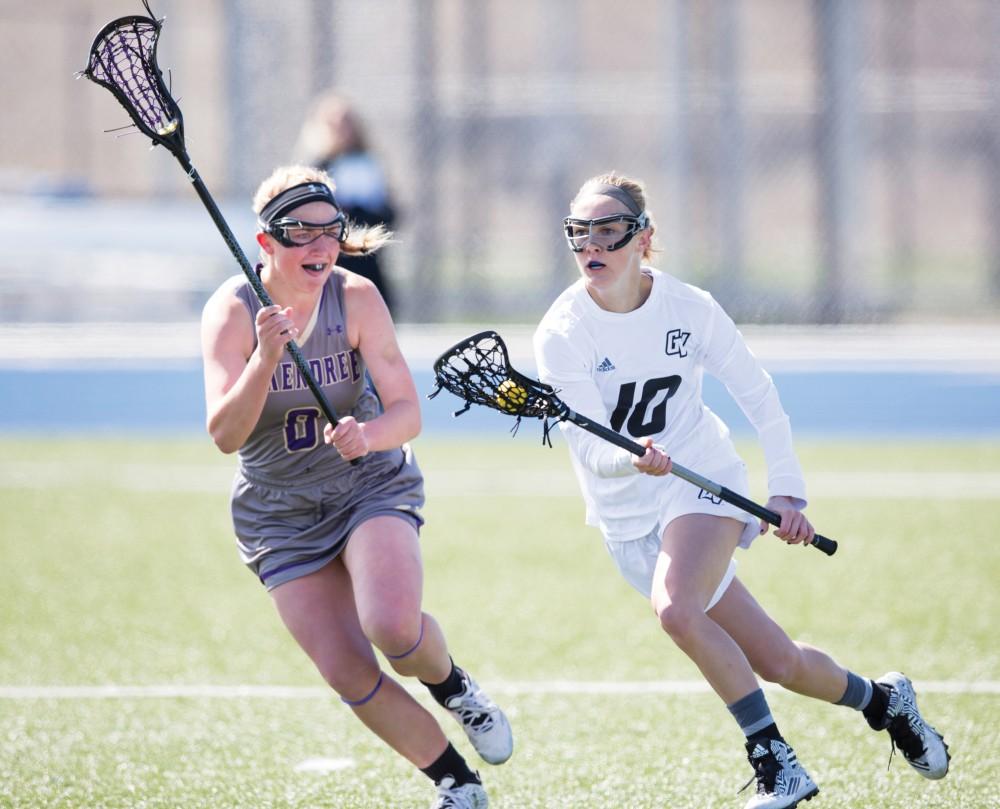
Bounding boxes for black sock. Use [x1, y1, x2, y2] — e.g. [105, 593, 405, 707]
[421, 659, 465, 707]
[420, 742, 480, 786]
[863, 681, 891, 728]
[747, 723, 784, 746]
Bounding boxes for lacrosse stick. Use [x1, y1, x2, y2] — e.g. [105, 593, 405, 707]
[430, 330, 838, 556]
[78, 2, 357, 461]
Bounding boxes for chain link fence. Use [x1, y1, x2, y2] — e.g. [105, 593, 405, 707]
[3, 0, 1000, 324]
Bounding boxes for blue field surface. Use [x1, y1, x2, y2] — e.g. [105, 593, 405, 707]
[1, 365, 997, 437]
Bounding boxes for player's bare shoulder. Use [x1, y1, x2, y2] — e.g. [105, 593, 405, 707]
[201, 275, 256, 360]
[339, 265, 379, 296]
[340, 266, 386, 316]
[204, 274, 248, 305]
[341, 266, 392, 343]
[203, 274, 251, 322]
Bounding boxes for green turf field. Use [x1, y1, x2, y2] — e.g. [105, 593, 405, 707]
[2, 436, 998, 808]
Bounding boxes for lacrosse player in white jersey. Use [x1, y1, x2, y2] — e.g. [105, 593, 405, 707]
[201, 166, 511, 809]
[533, 172, 949, 808]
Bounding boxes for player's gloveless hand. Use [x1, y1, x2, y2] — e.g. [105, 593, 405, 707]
[762, 495, 815, 546]
[633, 437, 672, 476]
[325, 416, 369, 460]
[255, 305, 298, 365]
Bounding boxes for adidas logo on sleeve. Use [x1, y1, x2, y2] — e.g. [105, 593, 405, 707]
[597, 357, 616, 372]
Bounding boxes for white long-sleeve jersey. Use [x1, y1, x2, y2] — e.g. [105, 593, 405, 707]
[533, 267, 806, 541]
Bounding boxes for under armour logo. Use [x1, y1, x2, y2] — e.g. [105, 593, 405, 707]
[665, 328, 690, 357]
[596, 357, 616, 372]
[698, 489, 722, 505]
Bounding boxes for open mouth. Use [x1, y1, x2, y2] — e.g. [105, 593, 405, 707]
[587, 260, 606, 270]
[302, 262, 327, 273]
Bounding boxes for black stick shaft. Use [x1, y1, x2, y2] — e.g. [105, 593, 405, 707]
[177, 157, 361, 465]
[563, 410, 838, 556]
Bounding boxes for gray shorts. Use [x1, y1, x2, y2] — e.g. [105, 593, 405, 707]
[231, 445, 425, 590]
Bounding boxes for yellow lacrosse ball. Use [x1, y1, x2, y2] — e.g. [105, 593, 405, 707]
[496, 379, 528, 412]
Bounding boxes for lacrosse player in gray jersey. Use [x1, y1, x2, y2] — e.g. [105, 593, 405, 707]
[201, 165, 510, 809]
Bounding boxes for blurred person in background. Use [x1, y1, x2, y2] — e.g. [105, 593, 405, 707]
[201, 165, 511, 809]
[295, 92, 399, 315]
[533, 171, 950, 809]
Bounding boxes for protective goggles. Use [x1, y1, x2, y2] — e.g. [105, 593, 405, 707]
[563, 212, 649, 252]
[263, 214, 349, 248]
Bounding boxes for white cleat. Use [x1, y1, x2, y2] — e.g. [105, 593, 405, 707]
[444, 671, 513, 765]
[430, 776, 488, 809]
[873, 671, 951, 780]
[742, 737, 819, 809]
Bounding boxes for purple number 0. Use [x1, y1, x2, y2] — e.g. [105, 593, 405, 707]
[284, 407, 322, 452]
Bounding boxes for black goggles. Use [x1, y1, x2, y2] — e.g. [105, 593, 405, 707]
[263, 214, 349, 248]
[563, 212, 649, 252]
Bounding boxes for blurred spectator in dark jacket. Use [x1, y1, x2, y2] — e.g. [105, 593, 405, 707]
[295, 93, 398, 314]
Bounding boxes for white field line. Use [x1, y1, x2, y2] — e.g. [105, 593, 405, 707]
[1, 680, 999, 700]
[2, 463, 999, 499]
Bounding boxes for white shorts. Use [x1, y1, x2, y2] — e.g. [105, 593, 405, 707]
[605, 531, 737, 609]
[603, 458, 758, 609]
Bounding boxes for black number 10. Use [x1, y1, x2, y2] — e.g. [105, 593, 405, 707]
[609, 376, 681, 437]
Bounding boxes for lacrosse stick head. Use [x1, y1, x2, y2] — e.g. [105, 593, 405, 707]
[78, 1, 186, 159]
[431, 330, 566, 421]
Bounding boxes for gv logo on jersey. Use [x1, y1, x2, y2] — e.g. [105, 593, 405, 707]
[665, 328, 690, 357]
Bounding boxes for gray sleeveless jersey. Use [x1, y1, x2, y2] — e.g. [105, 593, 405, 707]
[233, 271, 380, 482]
[226, 270, 425, 589]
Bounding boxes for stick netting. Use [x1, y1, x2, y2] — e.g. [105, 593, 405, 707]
[81, 9, 182, 148]
[431, 331, 562, 421]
